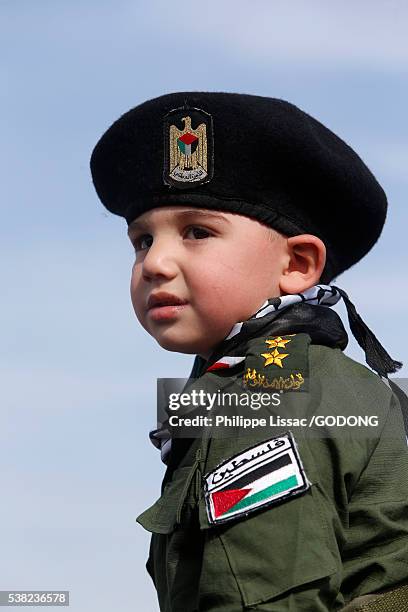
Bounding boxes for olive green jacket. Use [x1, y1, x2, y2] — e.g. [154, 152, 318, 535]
[137, 332, 408, 611]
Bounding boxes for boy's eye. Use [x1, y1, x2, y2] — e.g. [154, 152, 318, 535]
[132, 234, 153, 251]
[185, 226, 212, 240]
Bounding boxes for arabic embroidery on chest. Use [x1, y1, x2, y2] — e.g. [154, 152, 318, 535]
[204, 432, 310, 524]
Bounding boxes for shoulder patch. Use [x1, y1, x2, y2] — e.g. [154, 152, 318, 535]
[204, 432, 310, 525]
[243, 333, 310, 392]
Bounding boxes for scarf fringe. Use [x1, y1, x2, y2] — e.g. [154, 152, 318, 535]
[332, 286, 402, 378]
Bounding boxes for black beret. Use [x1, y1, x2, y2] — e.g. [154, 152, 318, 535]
[90, 91, 387, 283]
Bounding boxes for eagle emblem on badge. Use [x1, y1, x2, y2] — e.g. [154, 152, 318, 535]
[163, 106, 214, 188]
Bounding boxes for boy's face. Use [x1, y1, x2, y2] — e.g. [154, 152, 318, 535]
[128, 206, 288, 358]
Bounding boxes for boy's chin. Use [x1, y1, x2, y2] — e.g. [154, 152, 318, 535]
[154, 333, 213, 356]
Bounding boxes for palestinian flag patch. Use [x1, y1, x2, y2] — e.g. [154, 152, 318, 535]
[204, 432, 309, 525]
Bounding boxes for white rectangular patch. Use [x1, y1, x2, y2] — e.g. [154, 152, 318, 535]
[204, 432, 310, 525]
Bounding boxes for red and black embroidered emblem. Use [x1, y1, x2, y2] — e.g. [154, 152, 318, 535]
[163, 106, 214, 188]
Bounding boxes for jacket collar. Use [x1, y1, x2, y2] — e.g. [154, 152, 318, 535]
[191, 302, 349, 379]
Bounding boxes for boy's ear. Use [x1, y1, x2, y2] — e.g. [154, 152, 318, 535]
[279, 234, 326, 294]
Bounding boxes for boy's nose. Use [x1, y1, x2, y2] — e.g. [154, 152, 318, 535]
[141, 241, 178, 281]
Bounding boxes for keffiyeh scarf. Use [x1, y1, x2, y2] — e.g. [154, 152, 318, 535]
[149, 282, 406, 463]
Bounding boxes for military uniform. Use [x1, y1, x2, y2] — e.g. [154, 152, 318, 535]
[89, 91, 408, 611]
[136, 304, 408, 611]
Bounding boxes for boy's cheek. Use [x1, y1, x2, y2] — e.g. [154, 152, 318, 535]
[131, 298, 148, 332]
[129, 280, 147, 328]
[196, 278, 263, 323]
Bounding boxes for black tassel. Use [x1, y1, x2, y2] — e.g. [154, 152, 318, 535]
[332, 286, 403, 378]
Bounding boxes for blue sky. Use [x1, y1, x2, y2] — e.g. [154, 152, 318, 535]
[1, 1, 407, 610]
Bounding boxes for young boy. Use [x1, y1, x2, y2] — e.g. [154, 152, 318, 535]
[90, 92, 408, 611]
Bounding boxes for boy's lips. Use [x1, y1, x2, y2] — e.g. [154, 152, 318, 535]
[146, 292, 189, 321]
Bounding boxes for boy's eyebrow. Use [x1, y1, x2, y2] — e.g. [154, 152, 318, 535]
[127, 218, 148, 233]
[175, 209, 231, 223]
[127, 209, 230, 234]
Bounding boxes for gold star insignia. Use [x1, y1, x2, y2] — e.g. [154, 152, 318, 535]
[261, 349, 289, 368]
[265, 336, 292, 349]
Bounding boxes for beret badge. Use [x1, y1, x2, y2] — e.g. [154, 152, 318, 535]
[163, 106, 214, 189]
